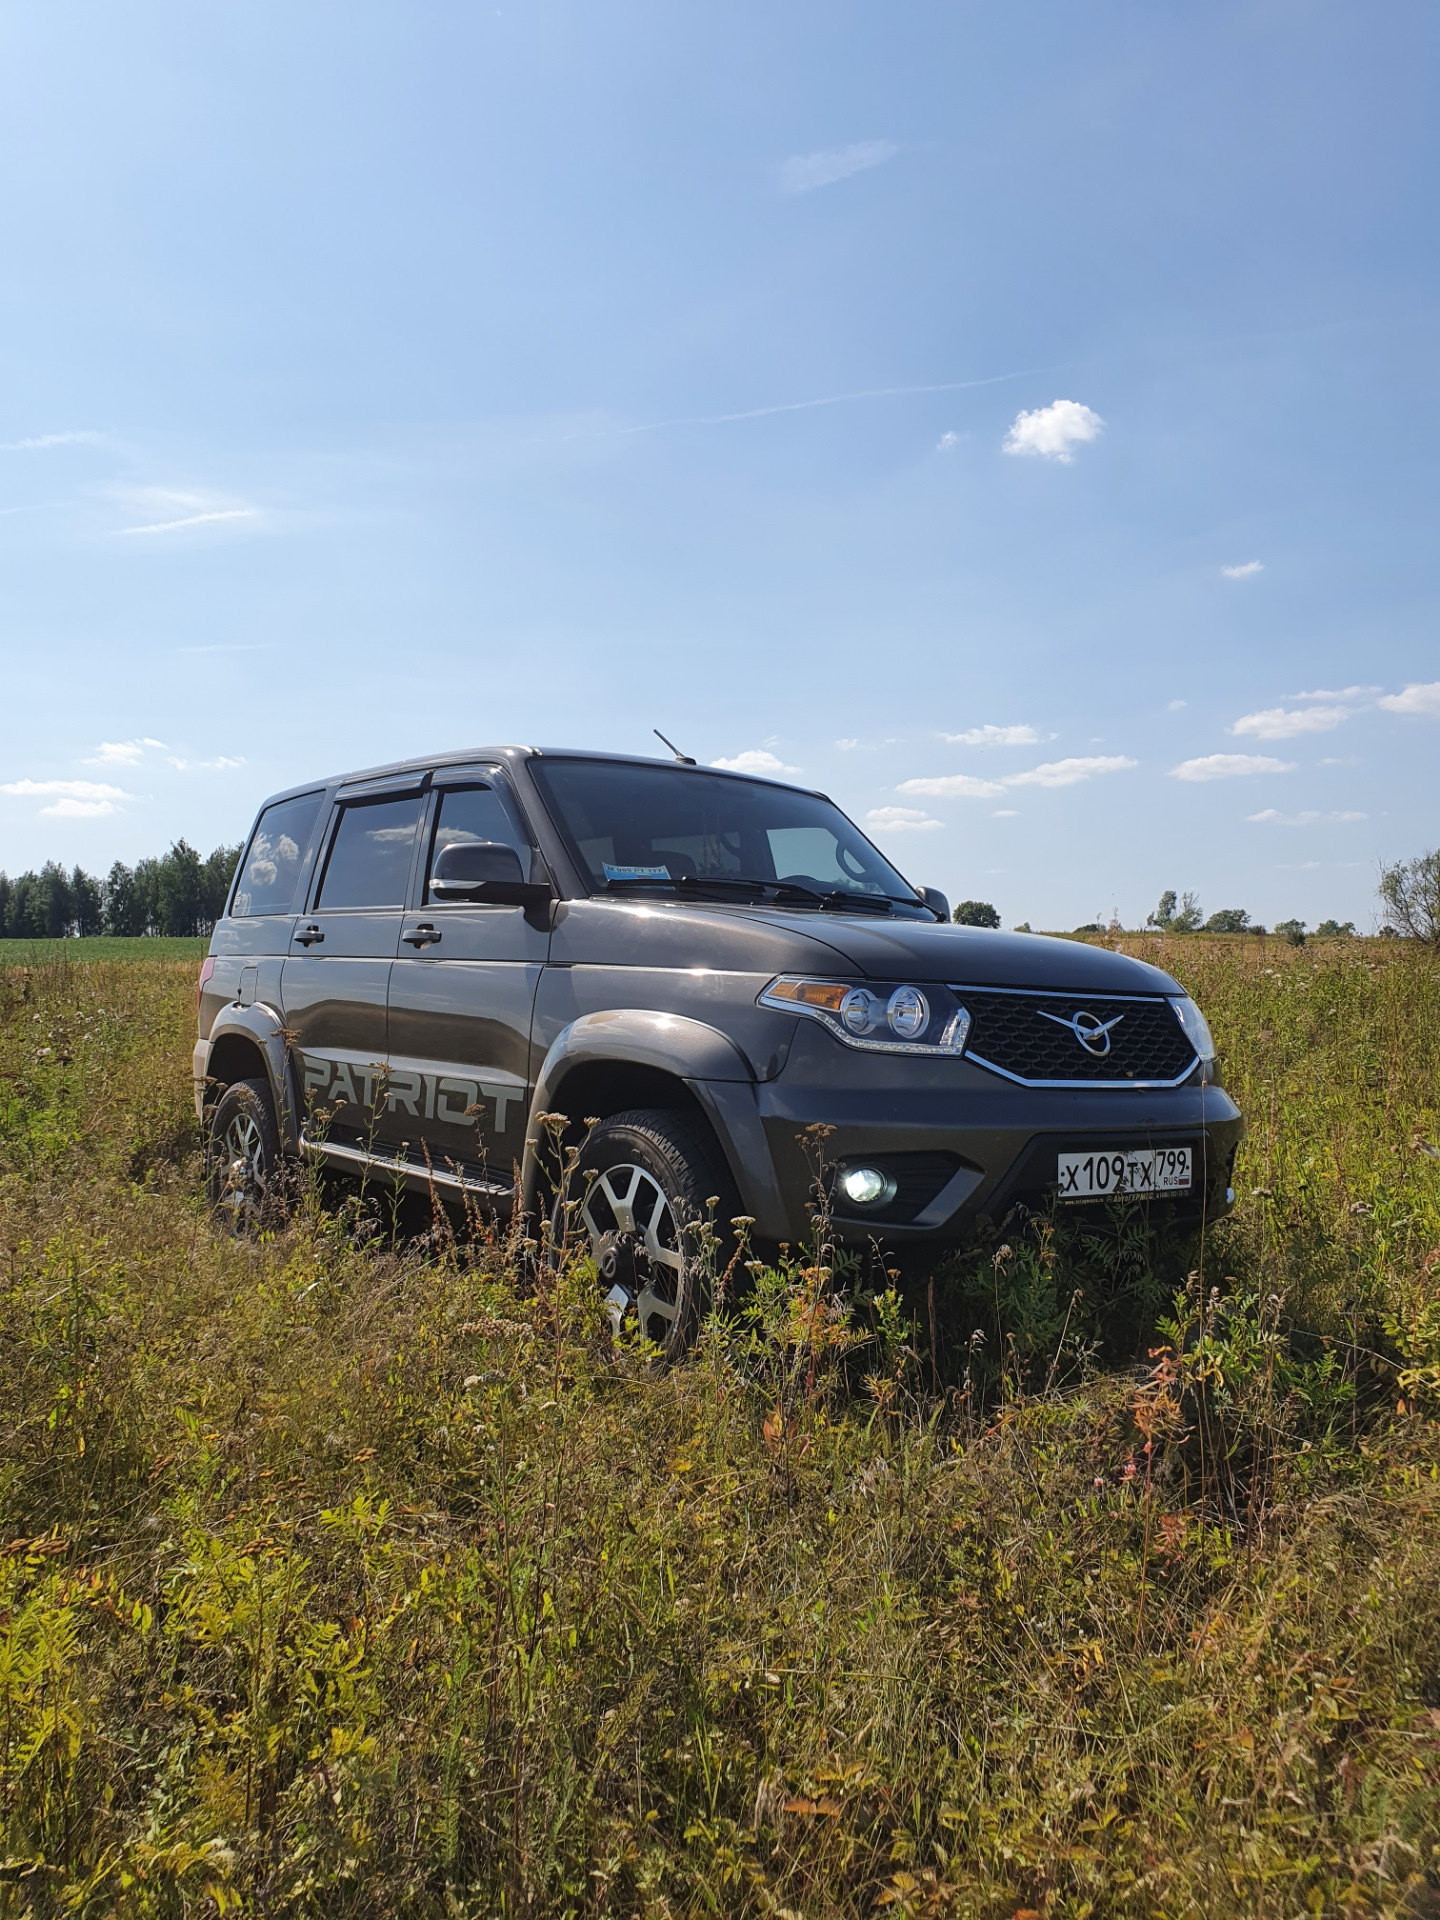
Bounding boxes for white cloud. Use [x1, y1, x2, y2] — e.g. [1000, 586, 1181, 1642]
[835, 737, 860, 750]
[121, 507, 258, 536]
[866, 805, 943, 833]
[1004, 754, 1135, 789]
[898, 772, 1006, 800]
[942, 723, 1042, 748]
[1246, 809, 1367, 826]
[1, 777, 129, 800]
[780, 140, 898, 194]
[168, 754, 246, 772]
[0, 429, 106, 451]
[1002, 399, 1103, 463]
[85, 737, 167, 767]
[711, 749, 800, 776]
[1167, 699, 1187, 711]
[1, 777, 131, 817]
[1230, 704, 1350, 741]
[42, 797, 118, 818]
[1293, 685, 1380, 700]
[899, 754, 1134, 800]
[1221, 561, 1263, 579]
[991, 808, 1019, 818]
[936, 431, 959, 453]
[1377, 680, 1440, 717]
[1169, 753, 1296, 781]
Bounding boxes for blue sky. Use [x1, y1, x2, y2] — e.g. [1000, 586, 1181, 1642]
[1, 0, 1436, 929]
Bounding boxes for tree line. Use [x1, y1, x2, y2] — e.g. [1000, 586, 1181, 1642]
[0, 841, 241, 939]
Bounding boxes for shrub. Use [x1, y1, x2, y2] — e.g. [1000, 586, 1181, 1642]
[1379, 848, 1440, 946]
[952, 899, 1000, 928]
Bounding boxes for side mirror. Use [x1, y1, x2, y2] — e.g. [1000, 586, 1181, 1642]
[920, 886, 950, 921]
[430, 840, 552, 908]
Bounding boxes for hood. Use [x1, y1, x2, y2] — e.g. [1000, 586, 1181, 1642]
[721, 909, 1183, 994]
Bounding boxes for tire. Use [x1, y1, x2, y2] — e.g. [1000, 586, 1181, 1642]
[207, 1076, 281, 1232]
[556, 1109, 740, 1362]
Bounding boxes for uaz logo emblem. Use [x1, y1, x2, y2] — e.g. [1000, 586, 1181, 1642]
[1036, 1007, 1125, 1056]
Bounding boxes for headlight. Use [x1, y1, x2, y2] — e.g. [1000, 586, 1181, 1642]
[1169, 995, 1216, 1061]
[759, 976, 971, 1056]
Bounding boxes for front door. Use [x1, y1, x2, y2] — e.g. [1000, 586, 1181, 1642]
[280, 787, 427, 1144]
[382, 772, 550, 1185]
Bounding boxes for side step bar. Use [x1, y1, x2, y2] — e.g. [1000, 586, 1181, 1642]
[300, 1133, 513, 1204]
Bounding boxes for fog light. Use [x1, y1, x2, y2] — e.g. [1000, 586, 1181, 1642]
[837, 1165, 896, 1208]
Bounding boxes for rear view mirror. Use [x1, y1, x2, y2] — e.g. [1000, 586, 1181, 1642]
[430, 840, 551, 908]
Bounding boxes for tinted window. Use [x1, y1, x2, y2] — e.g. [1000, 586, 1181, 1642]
[232, 792, 323, 917]
[317, 795, 426, 909]
[424, 784, 534, 904]
[531, 759, 920, 907]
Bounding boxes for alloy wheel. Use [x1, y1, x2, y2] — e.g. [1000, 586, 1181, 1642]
[217, 1107, 267, 1226]
[579, 1161, 686, 1344]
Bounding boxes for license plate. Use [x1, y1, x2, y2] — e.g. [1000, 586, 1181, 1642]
[1056, 1147, 1192, 1199]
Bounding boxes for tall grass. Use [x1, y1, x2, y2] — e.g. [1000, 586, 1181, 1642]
[1, 943, 1438, 1916]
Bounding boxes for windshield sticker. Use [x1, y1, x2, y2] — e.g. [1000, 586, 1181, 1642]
[602, 862, 671, 881]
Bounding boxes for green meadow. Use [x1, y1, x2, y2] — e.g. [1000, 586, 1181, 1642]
[1, 939, 1438, 1916]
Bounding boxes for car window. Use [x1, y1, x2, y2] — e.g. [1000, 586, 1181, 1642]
[767, 826, 880, 892]
[316, 795, 426, 910]
[530, 759, 918, 904]
[232, 792, 323, 917]
[424, 784, 534, 904]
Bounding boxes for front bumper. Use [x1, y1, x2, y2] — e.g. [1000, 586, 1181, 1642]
[711, 1024, 1244, 1248]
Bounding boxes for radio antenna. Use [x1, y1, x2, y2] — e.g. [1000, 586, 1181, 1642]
[653, 728, 697, 766]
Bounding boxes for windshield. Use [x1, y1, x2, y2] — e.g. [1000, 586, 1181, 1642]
[530, 758, 928, 913]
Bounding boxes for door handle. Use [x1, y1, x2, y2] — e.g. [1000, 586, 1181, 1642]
[294, 925, 325, 947]
[403, 924, 441, 947]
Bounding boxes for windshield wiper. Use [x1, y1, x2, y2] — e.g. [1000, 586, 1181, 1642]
[601, 874, 902, 914]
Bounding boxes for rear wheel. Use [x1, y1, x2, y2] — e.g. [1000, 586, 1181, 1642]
[558, 1109, 739, 1361]
[207, 1076, 280, 1232]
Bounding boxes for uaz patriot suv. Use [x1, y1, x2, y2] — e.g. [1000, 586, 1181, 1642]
[196, 747, 1243, 1357]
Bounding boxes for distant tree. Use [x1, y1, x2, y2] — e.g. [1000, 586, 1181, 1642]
[1146, 889, 1178, 930]
[70, 866, 103, 936]
[201, 843, 242, 930]
[1204, 907, 1251, 934]
[1013, 921, 1033, 933]
[1378, 849, 1440, 947]
[1275, 918, 1307, 947]
[1315, 918, 1356, 938]
[103, 862, 145, 937]
[1073, 922, 1105, 934]
[6, 873, 40, 937]
[132, 857, 162, 936]
[155, 840, 206, 937]
[1170, 891, 1203, 932]
[35, 862, 74, 938]
[0, 873, 10, 937]
[952, 899, 1001, 929]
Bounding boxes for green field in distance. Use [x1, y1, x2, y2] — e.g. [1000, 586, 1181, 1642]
[0, 936, 209, 963]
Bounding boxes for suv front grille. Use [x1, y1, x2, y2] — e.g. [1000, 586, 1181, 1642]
[958, 988, 1197, 1087]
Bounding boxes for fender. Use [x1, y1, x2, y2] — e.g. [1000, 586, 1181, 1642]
[521, 1008, 781, 1226]
[196, 1002, 303, 1153]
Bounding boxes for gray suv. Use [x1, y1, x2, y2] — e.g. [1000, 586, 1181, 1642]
[196, 747, 1243, 1356]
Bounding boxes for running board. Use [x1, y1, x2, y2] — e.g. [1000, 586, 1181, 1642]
[300, 1133, 513, 1203]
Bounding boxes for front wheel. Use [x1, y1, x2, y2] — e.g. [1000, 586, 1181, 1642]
[557, 1109, 739, 1362]
[207, 1076, 280, 1232]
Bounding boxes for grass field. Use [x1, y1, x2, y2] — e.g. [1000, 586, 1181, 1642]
[2, 939, 1438, 1916]
[0, 937, 210, 964]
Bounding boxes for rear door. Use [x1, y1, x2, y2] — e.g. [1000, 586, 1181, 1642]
[280, 780, 428, 1144]
[381, 768, 550, 1183]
